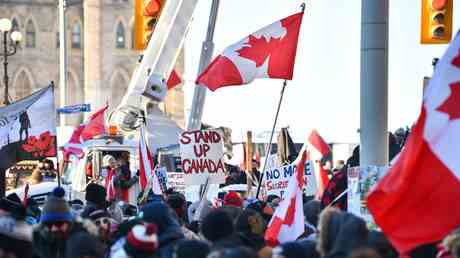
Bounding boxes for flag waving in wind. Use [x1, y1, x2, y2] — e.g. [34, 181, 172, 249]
[307, 129, 331, 198]
[138, 126, 162, 194]
[367, 30, 460, 254]
[265, 147, 307, 246]
[196, 11, 304, 91]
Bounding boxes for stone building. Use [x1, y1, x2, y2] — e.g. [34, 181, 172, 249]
[0, 0, 185, 127]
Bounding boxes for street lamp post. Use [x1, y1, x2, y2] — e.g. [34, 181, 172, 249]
[0, 18, 22, 105]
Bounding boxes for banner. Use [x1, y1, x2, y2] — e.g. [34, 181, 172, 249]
[263, 160, 317, 199]
[180, 129, 226, 185]
[57, 103, 91, 114]
[347, 166, 388, 229]
[0, 85, 57, 169]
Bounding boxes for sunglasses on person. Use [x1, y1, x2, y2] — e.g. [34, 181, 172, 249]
[94, 217, 111, 227]
[44, 221, 68, 230]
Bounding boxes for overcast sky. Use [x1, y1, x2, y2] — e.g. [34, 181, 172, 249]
[182, 0, 458, 143]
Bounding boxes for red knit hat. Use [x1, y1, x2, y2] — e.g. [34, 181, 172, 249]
[223, 192, 243, 207]
[126, 224, 159, 253]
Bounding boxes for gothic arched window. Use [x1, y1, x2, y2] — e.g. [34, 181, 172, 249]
[25, 20, 36, 48]
[71, 22, 81, 49]
[116, 22, 125, 49]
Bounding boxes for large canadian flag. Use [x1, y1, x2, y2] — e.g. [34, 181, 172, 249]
[196, 11, 304, 91]
[367, 31, 460, 254]
[265, 148, 307, 246]
[307, 129, 330, 198]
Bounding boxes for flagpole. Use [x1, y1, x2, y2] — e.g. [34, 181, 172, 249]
[255, 80, 287, 199]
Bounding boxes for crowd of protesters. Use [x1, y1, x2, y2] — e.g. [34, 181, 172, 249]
[1, 129, 459, 258]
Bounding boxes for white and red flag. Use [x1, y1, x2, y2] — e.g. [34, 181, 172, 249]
[63, 105, 108, 160]
[307, 129, 330, 198]
[167, 70, 182, 90]
[196, 11, 304, 91]
[265, 147, 307, 246]
[138, 126, 162, 194]
[81, 104, 108, 141]
[367, 31, 460, 254]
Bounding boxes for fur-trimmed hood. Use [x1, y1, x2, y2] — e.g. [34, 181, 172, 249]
[317, 207, 368, 258]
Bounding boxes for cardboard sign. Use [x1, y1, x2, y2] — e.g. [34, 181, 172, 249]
[167, 172, 185, 193]
[347, 166, 388, 229]
[263, 161, 317, 199]
[180, 129, 226, 185]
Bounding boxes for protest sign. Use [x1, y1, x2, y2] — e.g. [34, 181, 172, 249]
[263, 160, 317, 199]
[155, 166, 168, 192]
[347, 166, 388, 229]
[180, 129, 226, 185]
[167, 172, 185, 193]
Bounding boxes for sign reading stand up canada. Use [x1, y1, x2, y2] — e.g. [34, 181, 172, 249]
[180, 129, 226, 185]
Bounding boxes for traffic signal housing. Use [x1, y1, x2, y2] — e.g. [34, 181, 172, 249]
[134, 0, 165, 50]
[421, 0, 453, 44]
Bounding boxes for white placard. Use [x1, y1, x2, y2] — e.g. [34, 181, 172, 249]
[180, 129, 226, 185]
[263, 160, 317, 199]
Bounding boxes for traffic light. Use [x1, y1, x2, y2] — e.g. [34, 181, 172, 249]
[134, 0, 165, 50]
[421, 0, 453, 44]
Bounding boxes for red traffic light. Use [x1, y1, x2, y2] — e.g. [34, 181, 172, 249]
[144, 0, 161, 17]
[432, 0, 448, 10]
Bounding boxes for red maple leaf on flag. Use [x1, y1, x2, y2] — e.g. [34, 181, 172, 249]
[436, 82, 460, 120]
[237, 35, 282, 67]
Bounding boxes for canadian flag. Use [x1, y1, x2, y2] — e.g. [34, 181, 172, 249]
[138, 126, 162, 194]
[307, 129, 330, 198]
[81, 104, 108, 141]
[63, 105, 108, 160]
[265, 148, 307, 246]
[196, 11, 304, 91]
[367, 31, 460, 254]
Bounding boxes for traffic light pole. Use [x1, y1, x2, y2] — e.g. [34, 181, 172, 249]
[360, 0, 389, 166]
[187, 0, 220, 131]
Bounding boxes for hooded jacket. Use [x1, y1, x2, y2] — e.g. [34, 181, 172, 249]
[140, 202, 185, 258]
[317, 208, 369, 258]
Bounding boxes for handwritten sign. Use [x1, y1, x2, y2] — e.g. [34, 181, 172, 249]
[264, 161, 317, 199]
[167, 172, 185, 194]
[180, 129, 226, 185]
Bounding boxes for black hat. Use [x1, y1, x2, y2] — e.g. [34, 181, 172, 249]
[201, 209, 234, 242]
[0, 193, 26, 219]
[175, 240, 210, 258]
[85, 183, 107, 207]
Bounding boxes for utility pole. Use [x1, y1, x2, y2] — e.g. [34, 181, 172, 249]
[59, 0, 68, 126]
[187, 0, 220, 130]
[360, 0, 389, 166]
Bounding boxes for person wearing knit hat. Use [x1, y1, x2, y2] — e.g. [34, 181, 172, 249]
[40, 187, 73, 224]
[89, 209, 114, 243]
[112, 223, 159, 258]
[272, 241, 320, 258]
[200, 208, 235, 243]
[33, 187, 98, 258]
[223, 191, 243, 208]
[0, 193, 27, 220]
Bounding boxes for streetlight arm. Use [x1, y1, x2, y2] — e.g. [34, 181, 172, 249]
[6, 42, 18, 57]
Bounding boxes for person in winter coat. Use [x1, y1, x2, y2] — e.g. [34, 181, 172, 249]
[81, 183, 108, 218]
[0, 214, 33, 258]
[234, 208, 266, 252]
[317, 207, 369, 258]
[272, 240, 320, 258]
[173, 239, 210, 258]
[66, 231, 106, 258]
[32, 187, 99, 258]
[166, 192, 200, 240]
[111, 223, 160, 258]
[139, 201, 185, 258]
